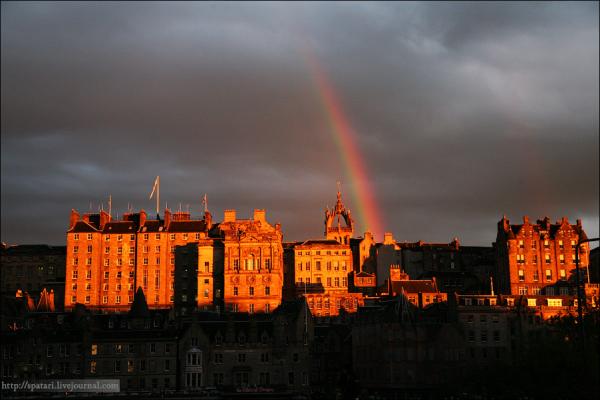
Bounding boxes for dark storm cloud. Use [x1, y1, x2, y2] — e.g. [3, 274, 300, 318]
[1, 1, 598, 246]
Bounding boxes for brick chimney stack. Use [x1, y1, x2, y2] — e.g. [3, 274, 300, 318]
[224, 209, 236, 223]
[69, 209, 80, 229]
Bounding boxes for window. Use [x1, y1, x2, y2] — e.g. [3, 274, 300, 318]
[548, 298, 563, 307]
[90, 361, 96, 374]
[74, 233, 80, 240]
[533, 271, 539, 281]
[155, 246, 160, 253]
[86, 258, 92, 266]
[334, 277, 340, 287]
[518, 240, 524, 249]
[116, 296, 121, 304]
[117, 247, 123, 255]
[527, 298, 537, 307]
[73, 246, 79, 254]
[480, 330, 488, 342]
[72, 271, 78, 279]
[518, 269, 525, 281]
[265, 286, 270, 296]
[73, 257, 79, 266]
[306, 261, 310, 271]
[532, 255, 537, 264]
[249, 304, 254, 313]
[114, 360, 121, 373]
[265, 303, 270, 313]
[128, 360, 134, 373]
[87, 233, 93, 241]
[327, 277, 332, 287]
[143, 258, 148, 266]
[558, 240, 564, 249]
[104, 235, 110, 242]
[86, 270, 92, 279]
[150, 343, 156, 353]
[233, 287, 238, 296]
[117, 234, 123, 242]
[532, 240, 536, 249]
[238, 353, 246, 363]
[327, 261, 331, 271]
[544, 240, 550, 248]
[517, 254, 525, 264]
[545, 255, 551, 264]
[298, 262, 302, 271]
[559, 287, 569, 296]
[170, 233, 175, 240]
[183, 233, 188, 240]
[249, 287, 254, 296]
[559, 269, 566, 280]
[545, 269, 552, 281]
[102, 296, 108, 303]
[559, 254, 565, 264]
[265, 259, 271, 269]
[316, 261, 321, 271]
[104, 259, 109, 267]
[85, 283, 91, 291]
[518, 287, 527, 295]
[116, 271, 122, 278]
[571, 240, 577, 249]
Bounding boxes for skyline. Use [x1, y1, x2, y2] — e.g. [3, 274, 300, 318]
[1, 1, 599, 246]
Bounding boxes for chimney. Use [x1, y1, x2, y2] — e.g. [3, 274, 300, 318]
[139, 210, 147, 227]
[253, 209, 266, 223]
[224, 209, 236, 223]
[99, 210, 111, 230]
[69, 209, 80, 229]
[383, 232, 394, 245]
[164, 208, 171, 228]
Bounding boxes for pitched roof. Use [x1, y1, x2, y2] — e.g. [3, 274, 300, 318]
[391, 279, 438, 294]
[167, 220, 206, 232]
[68, 220, 99, 233]
[140, 220, 164, 232]
[102, 221, 137, 234]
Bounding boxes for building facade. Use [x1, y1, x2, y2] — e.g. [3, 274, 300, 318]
[495, 216, 590, 296]
[65, 208, 211, 311]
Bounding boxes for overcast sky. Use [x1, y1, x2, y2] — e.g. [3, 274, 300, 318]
[1, 1, 598, 246]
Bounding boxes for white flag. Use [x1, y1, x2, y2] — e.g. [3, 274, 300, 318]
[149, 176, 159, 199]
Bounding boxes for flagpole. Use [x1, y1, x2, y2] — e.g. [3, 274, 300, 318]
[157, 176, 160, 216]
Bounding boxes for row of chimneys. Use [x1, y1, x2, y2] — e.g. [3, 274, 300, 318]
[500, 216, 583, 232]
[69, 208, 268, 230]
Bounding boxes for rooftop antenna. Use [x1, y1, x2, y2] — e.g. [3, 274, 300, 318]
[149, 176, 160, 216]
[89, 201, 93, 211]
[108, 195, 112, 218]
[202, 194, 208, 213]
[490, 276, 495, 296]
[179, 203, 182, 212]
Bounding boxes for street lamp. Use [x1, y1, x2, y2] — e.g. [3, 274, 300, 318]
[574, 236, 599, 350]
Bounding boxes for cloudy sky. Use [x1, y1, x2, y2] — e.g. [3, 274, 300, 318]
[2, 1, 598, 246]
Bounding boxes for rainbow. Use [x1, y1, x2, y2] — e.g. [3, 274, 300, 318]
[303, 49, 384, 239]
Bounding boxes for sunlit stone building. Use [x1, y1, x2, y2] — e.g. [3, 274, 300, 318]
[495, 216, 590, 296]
[65, 208, 211, 311]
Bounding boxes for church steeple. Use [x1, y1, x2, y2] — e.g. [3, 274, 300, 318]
[324, 183, 354, 244]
